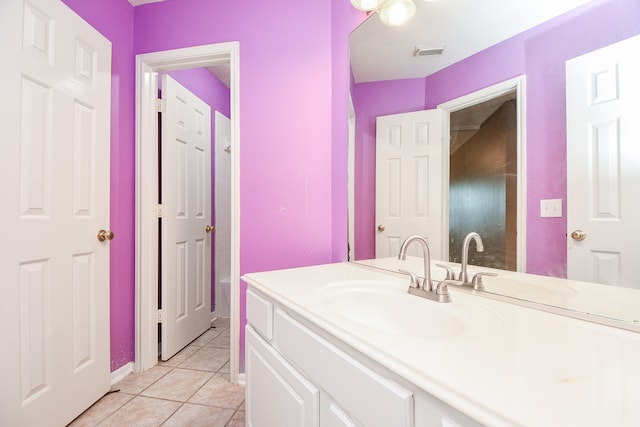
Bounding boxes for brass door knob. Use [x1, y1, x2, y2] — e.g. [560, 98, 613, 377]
[377, 224, 385, 232]
[571, 229, 586, 241]
[205, 225, 215, 233]
[97, 229, 114, 242]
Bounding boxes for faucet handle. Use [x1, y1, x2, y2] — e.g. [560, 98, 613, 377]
[433, 280, 455, 303]
[435, 263, 456, 280]
[398, 269, 422, 289]
[471, 272, 497, 291]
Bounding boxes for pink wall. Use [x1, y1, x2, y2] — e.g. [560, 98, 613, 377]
[353, 0, 640, 278]
[332, 0, 367, 261]
[165, 68, 230, 118]
[64, 0, 362, 372]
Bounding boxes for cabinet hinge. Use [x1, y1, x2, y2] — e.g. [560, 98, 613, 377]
[157, 309, 164, 323]
[156, 98, 163, 113]
[156, 204, 164, 218]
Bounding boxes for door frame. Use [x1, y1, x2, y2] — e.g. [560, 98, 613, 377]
[438, 75, 527, 271]
[134, 42, 241, 383]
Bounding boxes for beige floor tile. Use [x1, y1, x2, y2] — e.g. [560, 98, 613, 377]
[98, 396, 181, 427]
[113, 365, 173, 394]
[141, 368, 213, 402]
[207, 329, 231, 349]
[218, 360, 230, 374]
[189, 374, 245, 409]
[68, 391, 135, 427]
[211, 317, 230, 330]
[163, 403, 235, 427]
[226, 408, 246, 427]
[179, 346, 229, 372]
[158, 345, 200, 367]
[190, 328, 223, 347]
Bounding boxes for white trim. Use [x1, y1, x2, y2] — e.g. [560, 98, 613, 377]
[135, 42, 241, 384]
[438, 76, 527, 272]
[210, 310, 218, 327]
[236, 372, 246, 386]
[347, 94, 356, 260]
[110, 362, 134, 386]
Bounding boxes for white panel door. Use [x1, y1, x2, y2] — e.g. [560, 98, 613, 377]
[375, 110, 444, 258]
[0, 0, 112, 425]
[566, 34, 640, 288]
[161, 75, 212, 360]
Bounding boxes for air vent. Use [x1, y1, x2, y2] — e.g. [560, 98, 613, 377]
[414, 47, 444, 57]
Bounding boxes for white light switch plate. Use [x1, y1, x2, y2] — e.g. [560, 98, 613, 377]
[540, 199, 563, 217]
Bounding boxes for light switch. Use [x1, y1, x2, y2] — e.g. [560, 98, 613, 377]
[540, 199, 563, 218]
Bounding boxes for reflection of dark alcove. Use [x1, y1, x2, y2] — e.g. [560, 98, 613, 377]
[449, 97, 517, 270]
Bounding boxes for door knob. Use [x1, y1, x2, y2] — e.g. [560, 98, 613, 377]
[97, 229, 114, 242]
[377, 224, 385, 232]
[205, 225, 215, 233]
[570, 229, 586, 241]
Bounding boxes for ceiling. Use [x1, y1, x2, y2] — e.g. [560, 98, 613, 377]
[350, 0, 597, 83]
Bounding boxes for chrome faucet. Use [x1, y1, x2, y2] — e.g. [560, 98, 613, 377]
[398, 235, 432, 291]
[458, 232, 484, 284]
[398, 235, 451, 303]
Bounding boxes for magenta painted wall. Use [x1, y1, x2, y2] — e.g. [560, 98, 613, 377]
[351, 78, 427, 260]
[62, 0, 136, 371]
[133, 0, 363, 370]
[64, 0, 362, 372]
[332, 0, 367, 261]
[165, 68, 230, 119]
[353, 0, 640, 278]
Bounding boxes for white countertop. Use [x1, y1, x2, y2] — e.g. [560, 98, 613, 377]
[243, 261, 640, 427]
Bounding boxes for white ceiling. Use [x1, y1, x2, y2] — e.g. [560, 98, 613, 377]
[350, 0, 597, 83]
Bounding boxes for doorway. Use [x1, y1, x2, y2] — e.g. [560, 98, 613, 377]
[449, 92, 517, 270]
[439, 76, 526, 271]
[135, 43, 241, 383]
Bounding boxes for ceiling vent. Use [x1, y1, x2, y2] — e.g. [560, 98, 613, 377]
[414, 47, 444, 57]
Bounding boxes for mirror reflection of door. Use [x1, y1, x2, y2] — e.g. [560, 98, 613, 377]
[448, 91, 517, 271]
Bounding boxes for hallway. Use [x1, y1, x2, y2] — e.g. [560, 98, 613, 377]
[69, 318, 245, 426]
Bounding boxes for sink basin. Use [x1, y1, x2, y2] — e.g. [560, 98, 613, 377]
[316, 280, 503, 340]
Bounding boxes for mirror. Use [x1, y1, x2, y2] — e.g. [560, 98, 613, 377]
[349, 0, 640, 326]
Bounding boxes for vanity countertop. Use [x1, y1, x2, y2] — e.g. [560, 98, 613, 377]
[243, 261, 640, 427]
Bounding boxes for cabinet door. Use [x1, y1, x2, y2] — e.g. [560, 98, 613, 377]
[246, 326, 319, 427]
[320, 392, 361, 427]
[274, 309, 413, 427]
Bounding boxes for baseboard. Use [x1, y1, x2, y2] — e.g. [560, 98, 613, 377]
[210, 310, 218, 326]
[110, 361, 134, 386]
[237, 372, 246, 386]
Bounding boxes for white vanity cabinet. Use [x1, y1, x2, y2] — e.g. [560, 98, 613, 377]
[245, 287, 482, 427]
[246, 326, 320, 427]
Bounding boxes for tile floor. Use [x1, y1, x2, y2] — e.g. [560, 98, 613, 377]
[69, 318, 245, 427]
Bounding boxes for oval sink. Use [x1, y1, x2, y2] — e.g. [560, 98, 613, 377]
[316, 280, 503, 340]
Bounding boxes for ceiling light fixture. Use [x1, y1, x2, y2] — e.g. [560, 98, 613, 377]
[350, 0, 416, 27]
[349, 0, 386, 11]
